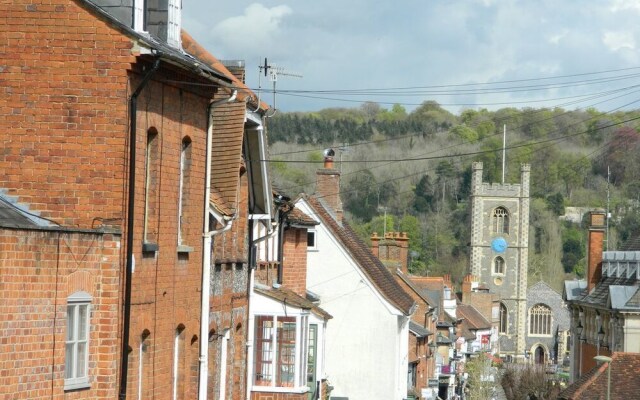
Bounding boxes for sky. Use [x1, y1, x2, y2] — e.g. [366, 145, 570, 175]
[182, 0, 640, 114]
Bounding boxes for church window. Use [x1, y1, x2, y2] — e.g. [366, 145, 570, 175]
[529, 304, 552, 336]
[493, 256, 505, 274]
[493, 207, 509, 234]
[499, 303, 507, 334]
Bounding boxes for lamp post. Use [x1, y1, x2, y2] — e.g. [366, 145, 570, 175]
[597, 325, 605, 355]
[576, 320, 584, 376]
[594, 355, 612, 400]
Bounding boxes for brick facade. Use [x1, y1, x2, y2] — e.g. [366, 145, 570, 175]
[0, 227, 121, 399]
[282, 227, 308, 296]
[0, 1, 248, 398]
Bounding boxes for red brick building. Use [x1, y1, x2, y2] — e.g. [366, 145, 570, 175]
[0, 1, 268, 399]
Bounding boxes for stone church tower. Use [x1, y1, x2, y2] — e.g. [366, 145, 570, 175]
[469, 162, 530, 360]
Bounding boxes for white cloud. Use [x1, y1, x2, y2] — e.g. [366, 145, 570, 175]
[602, 30, 636, 51]
[210, 3, 292, 55]
[611, 0, 640, 13]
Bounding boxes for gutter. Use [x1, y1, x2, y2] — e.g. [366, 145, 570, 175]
[119, 56, 162, 400]
[198, 90, 238, 400]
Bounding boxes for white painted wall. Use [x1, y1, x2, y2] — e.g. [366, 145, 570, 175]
[298, 200, 409, 400]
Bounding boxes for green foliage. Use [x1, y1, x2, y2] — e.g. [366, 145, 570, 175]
[464, 353, 497, 400]
[546, 192, 565, 216]
[561, 224, 585, 273]
[269, 102, 640, 286]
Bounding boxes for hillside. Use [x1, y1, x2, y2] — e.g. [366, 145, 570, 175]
[266, 101, 640, 291]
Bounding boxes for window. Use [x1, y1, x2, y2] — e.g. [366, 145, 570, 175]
[254, 316, 304, 388]
[173, 325, 185, 400]
[499, 303, 507, 334]
[178, 137, 191, 246]
[65, 291, 91, 390]
[144, 128, 159, 247]
[529, 304, 553, 336]
[167, 0, 182, 48]
[133, 0, 146, 31]
[492, 207, 509, 234]
[493, 256, 505, 275]
[138, 330, 150, 400]
[306, 325, 318, 396]
[307, 229, 317, 251]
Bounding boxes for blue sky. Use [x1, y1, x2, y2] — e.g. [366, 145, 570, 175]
[183, 1, 640, 114]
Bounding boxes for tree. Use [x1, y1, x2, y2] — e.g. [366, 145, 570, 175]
[464, 352, 497, 400]
[501, 364, 562, 400]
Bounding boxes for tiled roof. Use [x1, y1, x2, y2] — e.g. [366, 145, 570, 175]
[286, 207, 319, 226]
[0, 200, 38, 228]
[558, 352, 640, 399]
[578, 276, 637, 307]
[564, 280, 587, 301]
[254, 285, 332, 320]
[396, 272, 438, 308]
[304, 195, 415, 315]
[456, 303, 491, 330]
[181, 31, 269, 111]
[621, 234, 640, 251]
[409, 321, 432, 338]
[210, 188, 234, 217]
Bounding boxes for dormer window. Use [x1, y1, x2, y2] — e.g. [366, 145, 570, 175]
[134, 0, 146, 32]
[135, 0, 182, 49]
[167, 0, 182, 48]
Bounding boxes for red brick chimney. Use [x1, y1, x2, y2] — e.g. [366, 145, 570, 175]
[370, 232, 410, 274]
[316, 149, 342, 221]
[587, 211, 606, 292]
[461, 274, 473, 303]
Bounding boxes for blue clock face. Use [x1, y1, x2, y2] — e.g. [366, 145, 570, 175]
[491, 237, 507, 253]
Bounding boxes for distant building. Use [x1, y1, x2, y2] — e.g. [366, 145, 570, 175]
[469, 162, 531, 360]
[564, 211, 640, 381]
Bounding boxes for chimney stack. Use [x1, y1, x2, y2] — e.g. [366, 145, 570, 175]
[370, 232, 410, 274]
[316, 149, 342, 221]
[586, 211, 606, 292]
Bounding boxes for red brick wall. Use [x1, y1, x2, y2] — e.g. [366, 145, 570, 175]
[0, 227, 121, 399]
[1, 2, 251, 399]
[209, 154, 251, 400]
[0, 0, 136, 228]
[282, 227, 308, 296]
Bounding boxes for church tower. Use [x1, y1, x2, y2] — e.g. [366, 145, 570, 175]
[469, 162, 530, 360]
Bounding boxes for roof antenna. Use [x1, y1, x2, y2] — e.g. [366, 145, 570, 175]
[258, 57, 302, 117]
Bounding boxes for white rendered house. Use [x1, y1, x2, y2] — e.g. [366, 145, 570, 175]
[294, 153, 416, 400]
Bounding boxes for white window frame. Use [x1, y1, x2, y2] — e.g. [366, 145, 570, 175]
[307, 229, 317, 251]
[133, 0, 145, 32]
[167, 0, 182, 48]
[253, 314, 308, 391]
[64, 291, 91, 391]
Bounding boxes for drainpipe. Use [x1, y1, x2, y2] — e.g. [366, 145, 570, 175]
[198, 90, 237, 400]
[119, 56, 161, 400]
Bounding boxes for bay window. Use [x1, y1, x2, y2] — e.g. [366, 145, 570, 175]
[253, 315, 308, 389]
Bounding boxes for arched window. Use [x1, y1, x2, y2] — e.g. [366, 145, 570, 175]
[138, 329, 151, 400]
[173, 324, 186, 400]
[494, 256, 505, 275]
[65, 291, 92, 390]
[499, 303, 508, 334]
[493, 207, 509, 234]
[529, 304, 553, 336]
[144, 128, 159, 246]
[178, 137, 191, 245]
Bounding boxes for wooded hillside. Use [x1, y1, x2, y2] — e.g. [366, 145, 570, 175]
[267, 101, 640, 291]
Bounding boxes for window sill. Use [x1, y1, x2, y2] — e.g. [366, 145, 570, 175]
[142, 242, 159, 253]
[177, 245, 194, 254]
[251, 385, 309, 394]
[64, 379, 90, 392]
